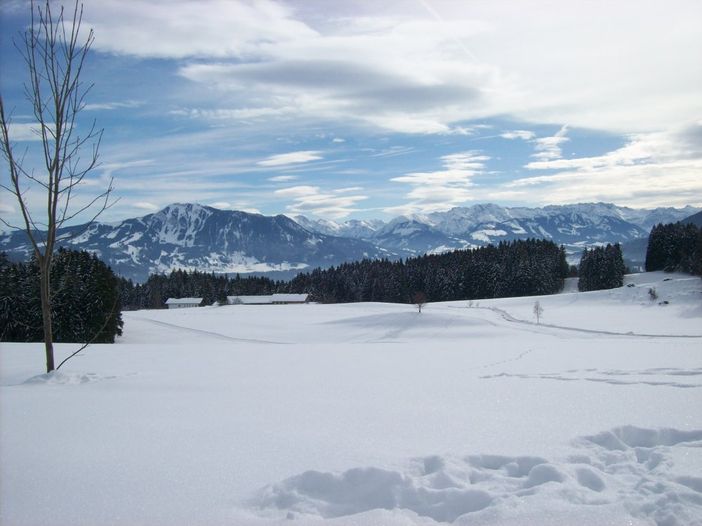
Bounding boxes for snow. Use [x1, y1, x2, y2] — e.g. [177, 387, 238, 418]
[1, 272, 701, 526]
[155, 251, 309, 275]
[470, 229, 508, 242]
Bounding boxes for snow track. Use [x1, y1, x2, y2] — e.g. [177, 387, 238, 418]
[482, 306, 702, 339]
[136, 316, 290, 344]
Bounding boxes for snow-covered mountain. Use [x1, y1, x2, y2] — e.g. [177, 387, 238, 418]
[371, 217, 465, 255]
[0, 204, 388, 281]
[295, 203, 700, 259]
[292, 215, 384, 239]
[2, 202, 697, 281]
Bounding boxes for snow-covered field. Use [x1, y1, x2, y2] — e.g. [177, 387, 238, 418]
[1, 272, 701, 526]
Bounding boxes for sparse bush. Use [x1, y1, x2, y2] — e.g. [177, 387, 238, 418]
[413, 291, 427, 313]
[648, 287, 658, 301]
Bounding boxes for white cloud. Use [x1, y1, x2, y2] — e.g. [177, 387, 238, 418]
[389, 151, 489, 213]
[332, 137, 345, 143]
[274, 185, 319, 198]
[78, 0, 701, 135]
[531, 125, 569, 162]
[171, 106, 295, 121]
[133, 201, 160, 211]
[501, 130, 536, 140]
[370, 146, 416, 158]
[85, 0, 316, 59]
[209, 201, 232, 209]
[274, 185, 367, 218]
[258, 151, 323, 167]
[5, 122, 46, 142]
[84, 100, 143, 111]
[0, 202, 15, 215]
[508, 124, 702, 208]
[268, 175, 298, 182]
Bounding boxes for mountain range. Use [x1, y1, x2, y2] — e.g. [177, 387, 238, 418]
[295, 203, 699, 257]
[1, 202, 698, 281]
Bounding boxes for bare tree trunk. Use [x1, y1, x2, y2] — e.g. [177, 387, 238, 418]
[38, 258, 55, 372]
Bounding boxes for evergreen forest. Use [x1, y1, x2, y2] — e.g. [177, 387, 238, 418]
[645, 222, 702, 275]
[1, 249, 123, 343]
[118, 239, 569, 309]
[577, 244, 626, 292]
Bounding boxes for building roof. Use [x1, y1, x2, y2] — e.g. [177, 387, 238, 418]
[227, 295, 273, 304]
[271, 293, 309, 302]
[227, 294, 310, 304]
[165, 297, 203, 305]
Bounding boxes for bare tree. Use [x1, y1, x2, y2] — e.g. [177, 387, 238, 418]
[412, 291, 427, 313]
[0, 0, 113, 373]
[533, 300, 544, 324]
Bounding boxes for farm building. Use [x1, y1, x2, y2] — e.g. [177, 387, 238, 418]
[271, 293, 309, 304]
[227, 295, 273, 305]
[165, 297, 203, 309]
[227, 294, 309, 305]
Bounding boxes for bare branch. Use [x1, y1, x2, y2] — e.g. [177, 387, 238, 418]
[55, 292, 120, 371]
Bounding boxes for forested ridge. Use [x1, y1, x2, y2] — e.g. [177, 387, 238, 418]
[119, 238, 569, 309]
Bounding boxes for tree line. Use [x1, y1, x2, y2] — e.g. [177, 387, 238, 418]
[118, 238, 570, 309]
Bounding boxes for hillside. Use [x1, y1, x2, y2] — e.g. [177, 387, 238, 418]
[1, 272, 700, 525]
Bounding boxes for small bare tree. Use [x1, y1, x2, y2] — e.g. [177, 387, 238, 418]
[0, 0, 113, 373]
[533, 300, 544, 324]
[412, 291, 427, 313]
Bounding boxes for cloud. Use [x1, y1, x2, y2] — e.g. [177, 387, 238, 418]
[370, 146, 416, 158]
[178, 56, 490, 134]
[268, 175, 298, 182]
[85, 0, 316, 59]
[171, 107, 296, 121]
[501, 130, 536, 140]
[82, 1, 702, 135]
[208, 201, 232, 209]
[332, 137, 345, 143]
[389, 151, 489, 213]
[133, 201, 160, 211]
[207, 201, 261, 213]
[0, 202, 15, 215]
[258, 151, 323, 167]
[531, 125, 569, 161]
[84, 100, 143, 111]
[508, 123, 702, 208]
[5, 122, 46, 142]
[274, 185, 367, 218]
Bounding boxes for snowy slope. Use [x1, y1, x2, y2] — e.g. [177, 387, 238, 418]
[1, 273, 701, 525]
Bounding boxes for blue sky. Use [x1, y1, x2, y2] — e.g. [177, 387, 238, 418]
[1, 0, 701, 225]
